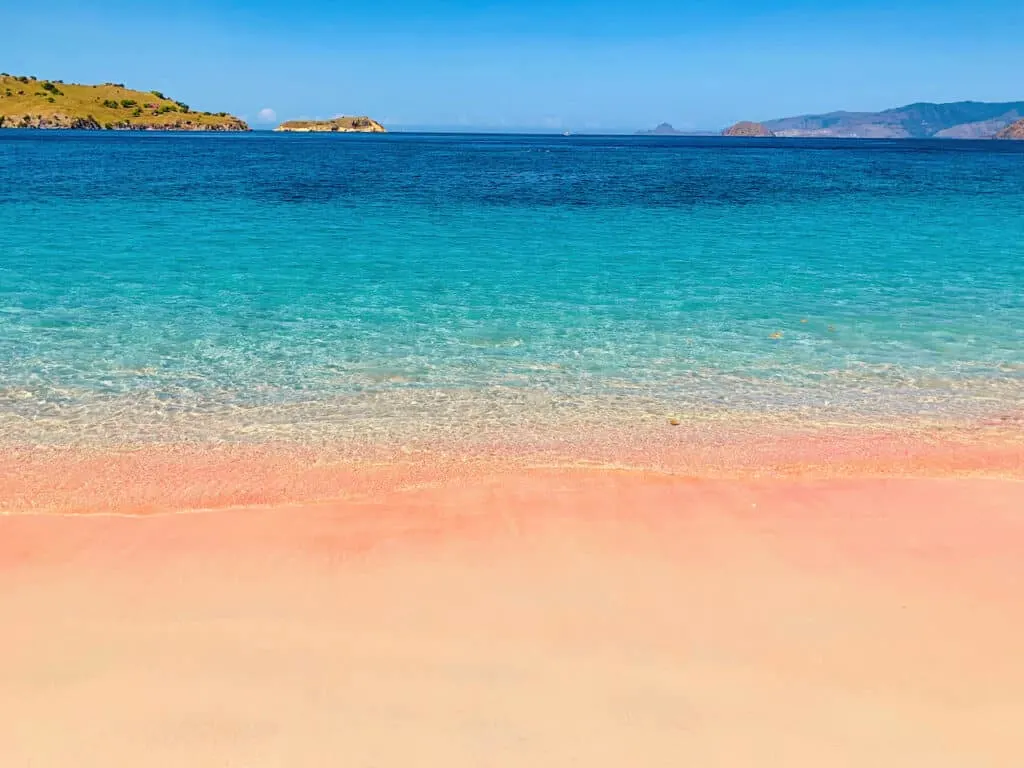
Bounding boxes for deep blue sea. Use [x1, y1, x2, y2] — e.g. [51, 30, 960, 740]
[2, 131, 1023, 443]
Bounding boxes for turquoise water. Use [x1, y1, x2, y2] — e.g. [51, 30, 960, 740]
[2, 132, 1023, 442]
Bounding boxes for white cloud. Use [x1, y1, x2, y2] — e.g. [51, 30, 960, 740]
[256, 108, 277, 123]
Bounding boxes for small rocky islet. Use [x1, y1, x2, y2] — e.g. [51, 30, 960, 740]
[274, 116, 386, 133]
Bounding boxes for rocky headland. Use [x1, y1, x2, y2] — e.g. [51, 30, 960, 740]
[0, 74, 248, 131]
[274, 116, 386, 133]
[995, 119, 1024, 139]
[722, 121, 774, 137]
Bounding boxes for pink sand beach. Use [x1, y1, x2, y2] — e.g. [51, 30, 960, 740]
[2, 426, 1023, 766]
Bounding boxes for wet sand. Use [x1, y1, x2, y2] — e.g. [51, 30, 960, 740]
[2, 430, 1023, 766]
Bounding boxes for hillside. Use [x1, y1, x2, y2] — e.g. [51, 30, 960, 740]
[0, 74, 248, 131]
[275, 116, 386, 133]
[996, 119, 1024, 139]
[762, 101, 1024, 139]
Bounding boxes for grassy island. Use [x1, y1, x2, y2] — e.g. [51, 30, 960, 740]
[0, 74, 249, 131]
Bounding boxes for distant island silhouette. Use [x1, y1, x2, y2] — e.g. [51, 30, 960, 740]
[634, 122, 716, 136]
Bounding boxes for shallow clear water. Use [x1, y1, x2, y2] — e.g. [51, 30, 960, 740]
[2, 131, 1023, 442]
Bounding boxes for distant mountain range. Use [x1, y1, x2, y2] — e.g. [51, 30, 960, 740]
[638, 101, 1024, 139]
[764, 101, 1024, 139]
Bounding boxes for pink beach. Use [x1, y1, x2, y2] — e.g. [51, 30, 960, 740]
[3, 427, 1023, 766]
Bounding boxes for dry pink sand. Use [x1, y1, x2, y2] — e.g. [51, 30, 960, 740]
[2, 431, 1024, 766]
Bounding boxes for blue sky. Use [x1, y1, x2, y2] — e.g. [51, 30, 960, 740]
[6, 1, 1023, 131]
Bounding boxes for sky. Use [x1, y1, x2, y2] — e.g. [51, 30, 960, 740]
[5, 1, 1023, 131]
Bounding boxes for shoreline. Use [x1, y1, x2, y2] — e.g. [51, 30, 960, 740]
[3, 422, 1023, 517]
[3, 425, 1024, 765]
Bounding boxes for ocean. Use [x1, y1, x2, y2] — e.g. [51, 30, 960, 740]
[2, 131, 1023, 444]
